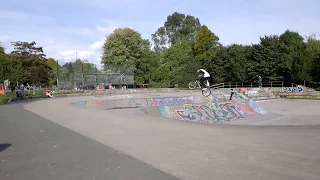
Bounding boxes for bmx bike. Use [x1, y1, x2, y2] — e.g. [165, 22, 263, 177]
[188, 80, 211, 97]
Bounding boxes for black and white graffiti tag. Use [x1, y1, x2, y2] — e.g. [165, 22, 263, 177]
[283, 86, 303, 93]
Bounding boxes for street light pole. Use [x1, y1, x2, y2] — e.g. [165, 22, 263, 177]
[56, 60, 59, 88]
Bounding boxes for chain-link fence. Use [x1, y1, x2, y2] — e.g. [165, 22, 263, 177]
[57, 63, 136, 90]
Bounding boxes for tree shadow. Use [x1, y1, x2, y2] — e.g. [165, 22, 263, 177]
[0, 143, 11, 152]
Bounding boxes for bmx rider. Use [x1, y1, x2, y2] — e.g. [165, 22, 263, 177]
[197, 69, 210, 90]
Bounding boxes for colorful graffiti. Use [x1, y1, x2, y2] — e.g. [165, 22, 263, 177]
[269, 87, 283, 93]
[141, 93, 266, 123]
[283, 86, 304, 93]
[149, 96, 199, 106]
[71, 96, 201, 109]
[72, 93, 267, 124]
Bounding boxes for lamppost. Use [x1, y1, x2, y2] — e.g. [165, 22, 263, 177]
[56, 60, 59, 88]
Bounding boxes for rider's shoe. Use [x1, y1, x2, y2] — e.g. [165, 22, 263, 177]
[202, 88, 207, 91]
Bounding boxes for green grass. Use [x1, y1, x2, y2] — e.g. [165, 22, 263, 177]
[0, 93, 15, 104]
[0, 91, 43, 105]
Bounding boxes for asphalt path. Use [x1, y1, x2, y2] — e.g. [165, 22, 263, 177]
[0, 102, 179, 180]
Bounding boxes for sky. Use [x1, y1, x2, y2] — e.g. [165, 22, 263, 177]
[0, 0, 319, 68]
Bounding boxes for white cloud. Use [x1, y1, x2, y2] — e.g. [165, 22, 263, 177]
[88, 40, 104, 51]
[57, 50, 94, 61]
[96, 25, 117, 34]
[0, 35, 10, 43]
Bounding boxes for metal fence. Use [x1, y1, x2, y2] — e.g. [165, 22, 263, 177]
[220, 81, 284, 88]
[57, 73, 135, 90]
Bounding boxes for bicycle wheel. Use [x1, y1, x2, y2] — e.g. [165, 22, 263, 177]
[202, 88, 211, 97]
[188, 82, 197, 90]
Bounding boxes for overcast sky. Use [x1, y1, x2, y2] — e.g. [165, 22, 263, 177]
[0, 0, 319, 68]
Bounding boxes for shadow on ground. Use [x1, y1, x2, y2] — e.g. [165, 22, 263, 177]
[0, 143, 11, 152]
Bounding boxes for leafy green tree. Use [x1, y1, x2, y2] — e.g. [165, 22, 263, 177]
[222, 44, 252, 82]
[101, 27, 155, 84]
[306, 34, 320, 83]
[46, 58, 59, 85]
[134, 49, 157, 84]
[248, 35, 284, 82]
[278, 30, 307, 83]
[151, 38, 201, 88]
[101, 28, 149, 67]
[0, 43, 4, 54]
[194, 25, 220, 66]
[152, 12, 201, 50]
[208, 44, 229, 83]
[0, 47, 12, 82]
[8, 41, 50, 85]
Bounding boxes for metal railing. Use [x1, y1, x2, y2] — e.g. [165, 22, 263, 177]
[219, 81, 284, 88]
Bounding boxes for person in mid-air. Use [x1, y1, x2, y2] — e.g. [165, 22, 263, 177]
[197, 69, 211, 90]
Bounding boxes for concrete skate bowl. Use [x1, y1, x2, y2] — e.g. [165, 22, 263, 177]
[71, 92, 272, 125]
[141, 92, 269, 125]
[71, 96, 202, 109]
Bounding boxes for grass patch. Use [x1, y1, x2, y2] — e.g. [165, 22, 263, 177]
[0, 95, 12, 104]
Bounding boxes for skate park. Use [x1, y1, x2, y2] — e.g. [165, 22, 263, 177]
[14, 86, 320, 180]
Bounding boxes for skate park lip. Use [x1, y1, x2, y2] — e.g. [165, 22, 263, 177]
[68, 92, 320, 127]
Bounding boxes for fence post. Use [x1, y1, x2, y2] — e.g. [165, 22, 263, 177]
[251, 83, 252, 88]
[271, 81, 273, 87]
[236, 82, 237, 88]
[282, 81, 284, 87]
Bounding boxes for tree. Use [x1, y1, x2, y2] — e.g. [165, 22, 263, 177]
[278, 30, 307, 83]
[134, 49, 157, 84]
[0, 47, 12, 82]
[101, 28, 150, 67]
[0, 43, 4, 54]
[46, 58, 58, 85]
[248, 35, 284, 82]
[194, 25, 220, 66]
[150, 38, 201, 87]
[152, 12, 201, 50]
[208, 44, 229, 83]
[8, 41, 50, 85]
[224, 44, 252, 82]
[306, 34, 320, 83]
[29, 65, 50, 86]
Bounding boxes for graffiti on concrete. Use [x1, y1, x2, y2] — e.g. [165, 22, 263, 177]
[175, 102, 246, 123]
[71, 96, 200, 110]
[269, 87, 283, 93]
[73, 93, 267, 124]
[283, 86, 303, 93]
[142, 93, 267, 124]
[149, 96, 199, 107]
[269, 86, 304, 93]
[111, 94, 133, 98]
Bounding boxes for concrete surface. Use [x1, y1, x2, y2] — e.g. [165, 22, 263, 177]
[0, 103, 178, 180]
[17, 91, 320, 180]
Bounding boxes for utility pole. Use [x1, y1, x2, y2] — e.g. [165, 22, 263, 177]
[56, 60, 59, 88]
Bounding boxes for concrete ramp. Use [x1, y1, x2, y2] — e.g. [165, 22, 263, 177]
[141, 92, 267, 124]
[71, 92, 267, 124]
[71, 96, 202, 109]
